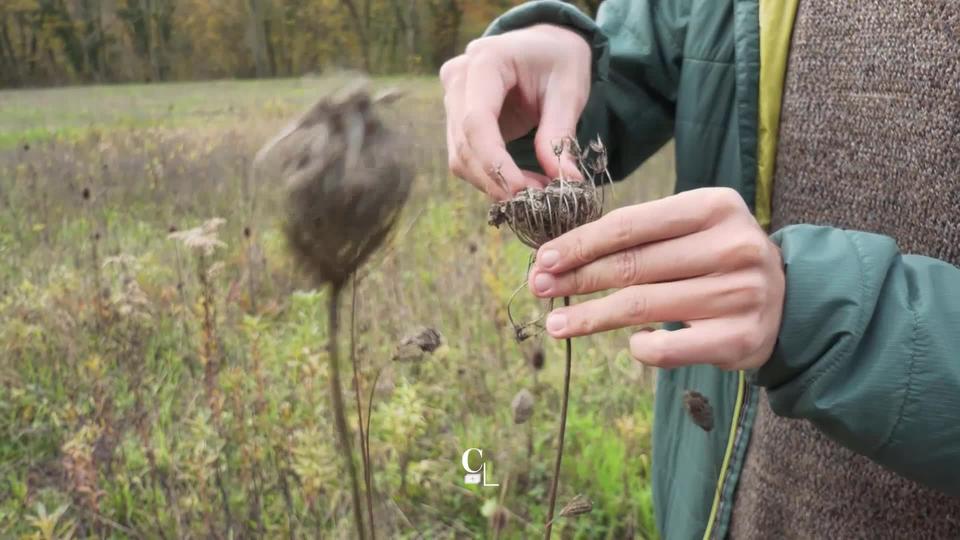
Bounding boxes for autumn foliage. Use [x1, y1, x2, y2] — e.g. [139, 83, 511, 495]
[0, 0, 603, 88]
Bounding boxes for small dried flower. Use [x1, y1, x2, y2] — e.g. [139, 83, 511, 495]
[558, 494, 593, 518]
[528, 345, 545, 370]
[511, 388, 535, 424]
[168, 218, 227, 256]
[490, 505, 509, 534]
[683, 390, 714, 432]
[206, 261, 226, 280]
[394, 326, 444, 360]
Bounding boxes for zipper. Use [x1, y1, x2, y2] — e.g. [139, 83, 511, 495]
[701, 371, 751, 540]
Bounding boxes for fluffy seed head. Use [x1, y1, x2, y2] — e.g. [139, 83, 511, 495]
[511, 388, 535, 424]
[255, 78, 414, 286]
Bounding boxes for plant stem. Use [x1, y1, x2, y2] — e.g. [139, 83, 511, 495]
[350, 275, 377, 539]
[543, 296, 572, 540]
[327, 282, 366, 540]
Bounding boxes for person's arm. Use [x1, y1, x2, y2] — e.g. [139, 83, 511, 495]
[756, 225, 960, 496]
[485, 0, 685, 181]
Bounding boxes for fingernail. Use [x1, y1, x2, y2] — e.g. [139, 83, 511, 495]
[533, 274, 557, 293]
[539, 249, 559, 269]
[533, 272, 554, 294]
[546, 312, 567, 334]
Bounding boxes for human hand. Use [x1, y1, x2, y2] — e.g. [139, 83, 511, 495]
[440, 24, 591, 200]
[528, 188, 785, 370]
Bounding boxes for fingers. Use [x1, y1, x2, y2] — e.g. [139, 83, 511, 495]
[443, 57, 508, 199]
[440, 25, 592, 199]
[529, 225, 768, 297]
[461, 51, 538, 196]
[544, 272, 764, 339]
[443, 41, 532, 199]
[535, 188, 751, 273]
[534, 87, 585, 181]
[629, 318, 767, 370]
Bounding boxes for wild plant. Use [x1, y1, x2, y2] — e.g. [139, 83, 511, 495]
[255, 79, 414, 540]
[488, 136, 611, 538]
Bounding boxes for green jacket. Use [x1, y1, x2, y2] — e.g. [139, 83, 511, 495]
[486, 1, 960, 538]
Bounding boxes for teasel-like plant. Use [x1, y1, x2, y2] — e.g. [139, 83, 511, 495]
[488, 136, 609, 539]
[255, 79, 414, 540]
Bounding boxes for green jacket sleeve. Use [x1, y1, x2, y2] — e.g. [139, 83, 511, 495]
[483, 0, 686, 181]
[757, 224, 960, 496]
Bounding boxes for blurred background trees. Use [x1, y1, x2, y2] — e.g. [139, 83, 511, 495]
[0, 0, 604, 88]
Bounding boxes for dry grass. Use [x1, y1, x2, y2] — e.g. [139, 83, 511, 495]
[0, 76, 674, 538]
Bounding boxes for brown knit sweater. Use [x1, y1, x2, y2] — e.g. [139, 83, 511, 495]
[728, 1, 960, 538]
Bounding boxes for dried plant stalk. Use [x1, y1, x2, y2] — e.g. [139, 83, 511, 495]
[327, 283, 366, 539]
[543, 296, 572, 540]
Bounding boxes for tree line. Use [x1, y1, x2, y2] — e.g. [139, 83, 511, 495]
[0, 0, 602, 88]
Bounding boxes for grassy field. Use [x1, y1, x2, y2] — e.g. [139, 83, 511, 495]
[0, 76, 675, 539]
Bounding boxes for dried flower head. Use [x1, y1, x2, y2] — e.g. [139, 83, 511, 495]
[558, 494, 593, 518]
[546, 493, 594, 526]
[490, 505, 509, 534]
[167, 217, 227, 256]
[682, 390, 714, 432]
[255, 78, 414, 286]
[511, 388, 535, 424]
[488, 136, 609, 249]
[394, 326, 444, 361]
[488, 179, 602, 249]
[527, 345, 545, 370]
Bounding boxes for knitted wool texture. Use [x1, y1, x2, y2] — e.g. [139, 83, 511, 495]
[729, 1, 960, 538]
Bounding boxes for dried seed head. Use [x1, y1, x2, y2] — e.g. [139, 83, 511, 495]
[488, 136, 609, 249]
[168, 218, 227, 256]
[528, 345, 545, 370]
[511, 388, 535, 424]
[682, 390, 714, 432]
[552, 139, 565, 157]
[488, 179, 602, 249]
[394, 326, 444, 361]
[255, 78, 414, 286]
[490, 505, 509, 534]
[549, 493, 593, 523]
[81, 187, 91, 200]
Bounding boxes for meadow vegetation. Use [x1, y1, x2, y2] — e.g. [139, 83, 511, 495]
[0, 76, 674, 538]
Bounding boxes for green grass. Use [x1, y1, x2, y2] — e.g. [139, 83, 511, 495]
[0, 76, 674, 538]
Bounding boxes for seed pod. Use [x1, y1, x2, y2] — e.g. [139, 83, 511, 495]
[527, 345, 545, 371]
[394, 326, 444, 361]
[683, 390, 714, 432]
[490, 505, 509, 535]
[558, 494, 593, 518]
[255, 79, 414, 286]
[488, 179, 602, 249]
[511, 388, 535, 424]
[488, 137, 608, 249]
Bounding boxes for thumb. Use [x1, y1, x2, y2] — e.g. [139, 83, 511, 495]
[534, 88, 585, 181]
